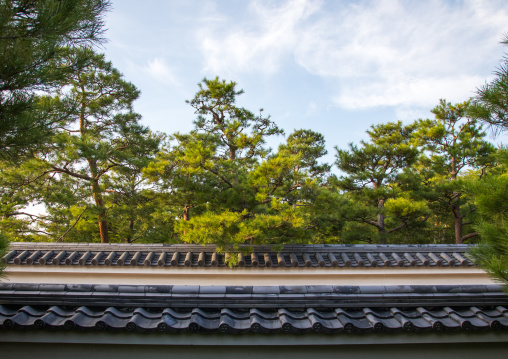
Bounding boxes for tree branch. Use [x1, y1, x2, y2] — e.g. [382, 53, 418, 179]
[97, 162, 120, 178]
[387, 221, 408, 233]
[362, 218, 381, 229]
[17, 229, 54, 237]
[5, 212, 47, 220]
[56, 207, 87, 242]
[461, 232, 479, 242]
[51, 165, 92, 181]
[205, 167, 233, 188]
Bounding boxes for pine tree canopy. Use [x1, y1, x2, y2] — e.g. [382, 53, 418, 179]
[0, 0, 110, 160]
[0, 4, 507, 279]
[471, 35, 508, 132]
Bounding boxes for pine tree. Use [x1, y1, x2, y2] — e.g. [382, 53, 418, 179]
[0, 0, 110, 160]
[471, 35, 508, 131]
[0, 232, 7, 277]
[467, 149, 508, 289]
[174, 128, 334, 251]
[147, 78, 336, 252]
[335, 121, 428, 244]
[414, 99, 496, 244]
[150, 77, 282, 220]
[467, 35, 508, 289]
[1, 49, 151, 243]
[104, 132, 169, 243]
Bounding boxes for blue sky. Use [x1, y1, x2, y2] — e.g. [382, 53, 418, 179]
[102, 0, 508, 165]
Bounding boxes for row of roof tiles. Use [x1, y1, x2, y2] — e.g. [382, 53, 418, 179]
[2, 246, 473, 268]
[1, 284, 506, 309]
[5, 243, 473, 250]
[2, 283, 499, 294]
[1, 305, 506, 334]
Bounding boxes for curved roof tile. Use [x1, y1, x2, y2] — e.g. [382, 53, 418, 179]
[2, 243, 476, 268]
[4, 304, 507, 334]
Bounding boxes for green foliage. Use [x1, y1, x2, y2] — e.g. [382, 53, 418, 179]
[0, 0, 110, 160]
[146, 79, 340, 253]
[334, 121, 427, 243]
[413, 99, 496, 244]
[465, 35, 508, 289]
[103, 133, 174, 243]
[0, 232, 8, 278]
[39, 48, 152, 243]
[0, 18, 503, 253]
[0, 48, 160, 243]
[415, 100, 495, 179]
[470, 34, 508, 132]
[336, 121, 418, 190]
[385, 197, 429, 221]
[187, 77, 283, 161]
[467, 150, 508, 289]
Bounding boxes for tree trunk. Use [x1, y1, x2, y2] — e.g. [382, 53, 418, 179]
[377, 198, 387, 244]
[454, 214, 462, 244]
[125, 219, 134, 243]
[80, 99, 108, 243]
[88, 159, 109, 244]
[98, 215, 109, 243]
[183, 204, 190, 221]
[450, 155, 462, 243]
[451, 198, 462, 244]
[182, 204, 191, 235]
[91, 178, 109, 243]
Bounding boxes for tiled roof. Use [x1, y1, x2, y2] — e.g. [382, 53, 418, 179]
[1, 284, 507, 334]
[1, 243, 475, 268]
[2, 304, 507, 334]
[2, 243, 501, 337]
[1, 284, 505, 308]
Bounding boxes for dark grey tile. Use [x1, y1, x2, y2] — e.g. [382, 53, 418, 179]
[486, 285, 505, 293]
[306, 285, 333, 293]
[226, 286, 253, 294]
[144, 285, 172, 293]
[118, 285, 145, 293]
[142, 292, 172, 299]
[251, 294, 279, 300]
[333, 286, 360, 294]
[92, 284, 119, 292]
[198, 294, 226, 299]
[91, 292, 118, 297]
[12, 290, 41, 298]
[66, 284, 93, 292]
[223, 293, 252, 299]
[0, 283, 14, 290]
[280, 286, 307, 294]
[357, 286, 384, 294]
[39, 284, 66, 292]
[171, 285, 199, 294]
[384, 285, 413, 293]
[117, 292, 146, 298]
[200, 286, 226, 294]
[408, 285, 435, 293]
[252, 286, 280, 294]
[12, 283, 40, 291]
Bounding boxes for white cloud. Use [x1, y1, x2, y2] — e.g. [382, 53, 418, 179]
[196, 0, 508, 109]
[143, 58, 181, 86]
[333, 75, 486, 110]
[197, 0, 321, 75]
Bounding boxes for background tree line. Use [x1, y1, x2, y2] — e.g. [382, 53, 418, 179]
[0, 2, 507, 282]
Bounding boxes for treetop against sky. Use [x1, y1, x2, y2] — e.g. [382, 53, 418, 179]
[102, 0, 508, 164]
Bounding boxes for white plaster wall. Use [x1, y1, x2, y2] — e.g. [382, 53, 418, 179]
[4, 266, 495, 286]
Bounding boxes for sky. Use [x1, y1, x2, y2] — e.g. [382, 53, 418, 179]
[102, 0, 508, 165]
